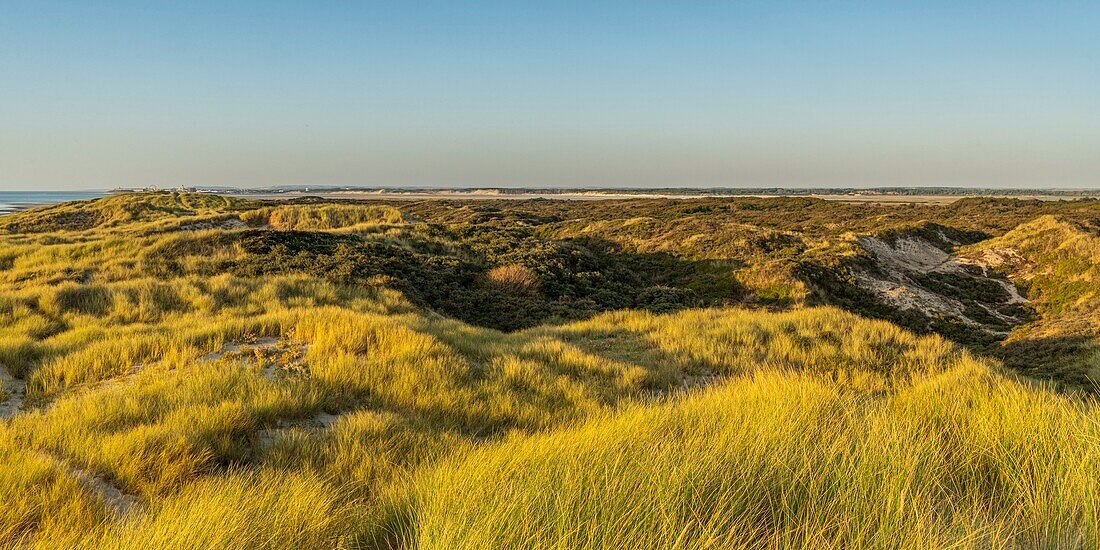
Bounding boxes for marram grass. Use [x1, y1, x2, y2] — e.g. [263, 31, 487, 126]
[5, 299, 1100, 548]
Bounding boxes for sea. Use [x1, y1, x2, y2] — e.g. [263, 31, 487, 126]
[0, 191, 109, 214]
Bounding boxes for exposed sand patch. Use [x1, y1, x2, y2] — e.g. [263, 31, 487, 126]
[200, 336, 281, 361]
[39, 452, 143, 518]
[853, 235, 1028, 332]
[858, 236, 955, 273]
[200, 337, 309, 380]
[963, 246, 1028, 271]
[176, 217, 247, 232]
[255, 411, 344, 448]
[0, 362, 26, 420]
[852, 269, 966, 318]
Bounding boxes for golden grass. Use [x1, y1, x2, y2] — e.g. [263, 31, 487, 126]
[394, 362, 1100, 549]
[241, 204, 405, 231]
[8, 290, 1095, 548]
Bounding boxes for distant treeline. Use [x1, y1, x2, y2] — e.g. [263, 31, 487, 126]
[210, 186, 1100, 197]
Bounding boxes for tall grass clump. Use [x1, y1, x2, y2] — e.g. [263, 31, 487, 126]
[46, 470, 357, 550]
[242, 204, 405, 231]
[389, 360, 1100, 549]
[0, 433, 105, 546]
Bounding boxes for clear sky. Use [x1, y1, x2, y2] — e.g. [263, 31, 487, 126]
[1, 1, 1097, 190]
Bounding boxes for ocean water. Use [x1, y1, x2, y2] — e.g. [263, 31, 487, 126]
[0, 191, 108, 214]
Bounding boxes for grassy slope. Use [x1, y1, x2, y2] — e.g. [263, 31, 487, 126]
[401, 364, 1098, 549]
[0, 194, 1098, 548]
[10, 300, 1099, 549]
[964, 216, 1100, 384]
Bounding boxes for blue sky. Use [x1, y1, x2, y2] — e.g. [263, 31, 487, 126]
[1, 1, 1097, 189]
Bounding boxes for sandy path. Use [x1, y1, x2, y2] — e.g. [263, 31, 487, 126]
[0, 362, 26, 420]
[37, 451, 143, 517]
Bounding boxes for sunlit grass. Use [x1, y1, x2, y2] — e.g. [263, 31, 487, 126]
[393, 362, 1100, 549]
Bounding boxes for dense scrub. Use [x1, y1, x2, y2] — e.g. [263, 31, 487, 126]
[0, 192, 1099, 548]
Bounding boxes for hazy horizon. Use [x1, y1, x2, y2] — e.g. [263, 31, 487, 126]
[4, 184, 1100, 194]
[2, 2, 1097, 191]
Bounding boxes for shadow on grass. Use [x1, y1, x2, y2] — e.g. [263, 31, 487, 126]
[201, 230, 756, 332]
[993, 334, 1100, 391]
